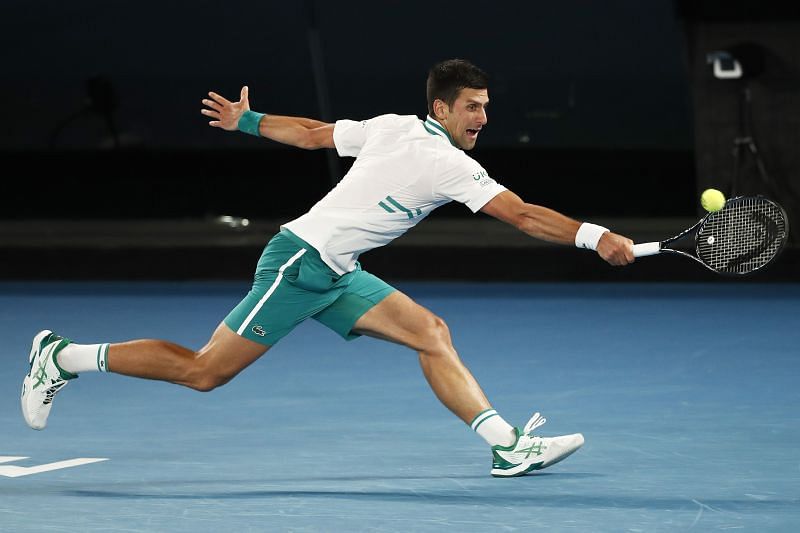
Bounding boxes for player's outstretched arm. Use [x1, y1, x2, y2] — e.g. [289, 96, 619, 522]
[201, 86, 334, 149]
[480, 190, 634, 266]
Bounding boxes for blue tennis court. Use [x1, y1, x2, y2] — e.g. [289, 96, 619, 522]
[2, 281, 799, 531]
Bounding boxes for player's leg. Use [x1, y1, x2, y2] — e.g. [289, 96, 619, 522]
[313, 272, 513, 443]
[347, 286, 584, 477]
[353, 291, 492, 425]
[21, 322, 270, 430]
[22, 230, 314, 430]
[106, 321, 269, 391]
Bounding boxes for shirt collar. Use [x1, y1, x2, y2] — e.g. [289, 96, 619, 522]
[423, 115, 457, 148]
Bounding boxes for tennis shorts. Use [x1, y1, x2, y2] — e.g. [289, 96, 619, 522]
[224, 229, 396, 346]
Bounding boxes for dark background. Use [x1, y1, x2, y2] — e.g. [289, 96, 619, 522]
[2, 0, 799, 280]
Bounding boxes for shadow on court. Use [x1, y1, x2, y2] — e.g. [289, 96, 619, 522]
[59, 487, 796, 512]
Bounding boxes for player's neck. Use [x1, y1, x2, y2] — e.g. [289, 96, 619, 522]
[424, 115, 457, 148]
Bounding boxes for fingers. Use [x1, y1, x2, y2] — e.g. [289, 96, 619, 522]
[610, 254, 627, 266]
[624, 240, 635, 264]
[598, 233, 635, 266]
[208, 91, 231, 106]
[202, 89, 249, 131]
[611, 240, 635, 266]
[202, 98, 223, 112]
[616, 239, 634, 265]
[201, 96, 223, 128]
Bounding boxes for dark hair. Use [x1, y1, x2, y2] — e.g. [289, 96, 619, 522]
[426, 59, 489, 116]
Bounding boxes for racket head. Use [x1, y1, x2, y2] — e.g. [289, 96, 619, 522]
[694, 195, 789, 275]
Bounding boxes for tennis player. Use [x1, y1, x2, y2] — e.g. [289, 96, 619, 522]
[22, 59, 635, 477]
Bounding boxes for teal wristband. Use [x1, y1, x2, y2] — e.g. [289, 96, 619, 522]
[237, 110, 265, 137]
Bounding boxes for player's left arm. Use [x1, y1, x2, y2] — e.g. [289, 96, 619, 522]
[201, 86, 335, 150]
[480, 190, 635, 266]
[259, 115, 335, 150]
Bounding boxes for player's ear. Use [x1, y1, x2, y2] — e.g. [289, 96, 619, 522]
[433, 99, 449, 120]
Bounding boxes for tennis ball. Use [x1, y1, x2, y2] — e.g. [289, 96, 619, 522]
[701, 188, 726, 212]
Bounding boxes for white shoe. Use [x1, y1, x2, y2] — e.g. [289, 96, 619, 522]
[21, 330, 77, 430]
[490, 413, 584, 477]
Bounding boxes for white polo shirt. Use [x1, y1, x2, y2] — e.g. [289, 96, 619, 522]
[281, 114, 507, 274]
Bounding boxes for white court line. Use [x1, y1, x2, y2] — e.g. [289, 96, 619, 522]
[0, 456, 29, 464]
[0, 457, 108, 478]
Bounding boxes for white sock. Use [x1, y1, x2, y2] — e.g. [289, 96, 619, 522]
[470, 408, 517, 447]
[56, 343, 110, 374]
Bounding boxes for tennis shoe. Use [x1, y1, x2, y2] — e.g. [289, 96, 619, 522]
[490, 413, 584, 477]
[21, 330, 77, 430]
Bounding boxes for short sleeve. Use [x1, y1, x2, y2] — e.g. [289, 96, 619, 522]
[333, 119, 368, 157]
[436, 154, 507, 212]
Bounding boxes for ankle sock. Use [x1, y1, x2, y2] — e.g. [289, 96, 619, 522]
[470, 408, 516, 447]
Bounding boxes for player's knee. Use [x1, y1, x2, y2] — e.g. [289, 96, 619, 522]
[419, 315, 453, 354]
[190, 376, 220, 392]
[190, 372, 233, 392]
[186, 359, 233, 392]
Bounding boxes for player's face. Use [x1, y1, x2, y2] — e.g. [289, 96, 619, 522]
[442, 88, 489, 150]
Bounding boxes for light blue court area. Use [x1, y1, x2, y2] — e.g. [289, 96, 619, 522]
[1, 281, 799, 532]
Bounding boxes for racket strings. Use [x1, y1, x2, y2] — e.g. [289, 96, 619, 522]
[696, 197, 787, 274]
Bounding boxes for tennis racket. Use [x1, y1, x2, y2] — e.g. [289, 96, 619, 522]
[632, 195, 789, 275]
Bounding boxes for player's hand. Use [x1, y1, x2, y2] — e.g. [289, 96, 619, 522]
[201, 86, 251, 131]
[596, 232, 635, 266]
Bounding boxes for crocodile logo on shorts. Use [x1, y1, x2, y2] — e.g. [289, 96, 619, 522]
[252, 325, 266, 337]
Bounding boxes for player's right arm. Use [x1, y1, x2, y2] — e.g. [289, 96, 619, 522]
[481, 190, 635, 266]
[436, 153, 633, 266]
[201, 86, 334, 150]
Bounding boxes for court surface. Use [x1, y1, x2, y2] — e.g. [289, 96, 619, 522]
[2, 281, 799, 532]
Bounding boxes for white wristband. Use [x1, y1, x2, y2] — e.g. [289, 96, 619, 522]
[575, 222, 610, 251]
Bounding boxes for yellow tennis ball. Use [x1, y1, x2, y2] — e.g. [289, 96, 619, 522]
[701, 188, 726, 212]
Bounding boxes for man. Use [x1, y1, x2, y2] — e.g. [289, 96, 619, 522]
[22, 59, 634, 477]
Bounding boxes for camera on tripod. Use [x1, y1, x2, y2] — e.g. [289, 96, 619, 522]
[704, 43, 769, 197]
[706, 43, 765, 81]
[707, 51, 742, 79]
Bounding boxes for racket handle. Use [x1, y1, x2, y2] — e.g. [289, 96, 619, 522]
[632, 242, 662, 257]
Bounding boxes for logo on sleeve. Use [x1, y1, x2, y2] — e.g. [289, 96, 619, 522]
[472, 169, 489, 181]
[471, 168, 495, 188]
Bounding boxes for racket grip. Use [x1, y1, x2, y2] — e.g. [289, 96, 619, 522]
[632, 242, 661, 257]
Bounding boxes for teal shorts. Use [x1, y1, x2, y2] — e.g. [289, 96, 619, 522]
[224, 229, 396, 346]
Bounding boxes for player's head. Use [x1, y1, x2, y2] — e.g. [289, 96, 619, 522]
[426, 59, 489, 150]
